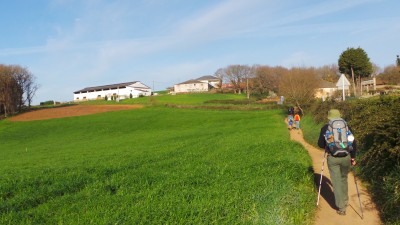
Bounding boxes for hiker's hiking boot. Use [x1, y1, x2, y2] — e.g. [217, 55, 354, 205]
[336, 210, 346, 216]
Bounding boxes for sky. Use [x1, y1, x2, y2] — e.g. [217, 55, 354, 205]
[1, 0, 399, 105]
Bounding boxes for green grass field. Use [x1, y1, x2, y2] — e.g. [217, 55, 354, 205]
[0, 95, 316, 224]
[77, 92, 278, 109]
[76, 93, 247, 106]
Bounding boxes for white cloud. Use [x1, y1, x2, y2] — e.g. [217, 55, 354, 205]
[173, 0, 267, 41]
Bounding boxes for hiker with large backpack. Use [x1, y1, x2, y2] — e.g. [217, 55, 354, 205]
[317, 109, 357, 216]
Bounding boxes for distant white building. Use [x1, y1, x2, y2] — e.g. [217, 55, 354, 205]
[196, 75, 220, 88]
[315, 80, 340, 100]
[173, 75, 220, 93]
[73, 81, 151, 102]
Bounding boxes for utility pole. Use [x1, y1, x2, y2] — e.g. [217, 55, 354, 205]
[351, 66, 356, 96]
[342, 74, 345, 101]
[246, 76, 249, 99]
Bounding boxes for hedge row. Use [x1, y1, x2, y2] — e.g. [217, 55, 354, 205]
[308, 96, 400, 224]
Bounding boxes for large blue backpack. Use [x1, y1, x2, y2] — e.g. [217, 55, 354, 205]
[324, 118, 354, 157]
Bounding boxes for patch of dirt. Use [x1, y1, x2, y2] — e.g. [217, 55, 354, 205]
[287, 123, 382, 225]
[8, 105, 143, 121]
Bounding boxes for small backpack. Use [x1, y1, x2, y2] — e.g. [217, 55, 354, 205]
[325, 118, 354, 157]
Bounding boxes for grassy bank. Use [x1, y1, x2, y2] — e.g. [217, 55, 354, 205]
[1, 103, 315, 224]
[77, 93, 279, 110]
[300, 114, 324, 150]
[76, 93, 247, 106]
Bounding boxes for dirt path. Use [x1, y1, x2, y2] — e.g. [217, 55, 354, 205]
[8, 105, 143, 121]
[288, 127, 381, 225]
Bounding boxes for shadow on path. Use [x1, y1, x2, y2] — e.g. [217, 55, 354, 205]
[314, 173, 336, 210]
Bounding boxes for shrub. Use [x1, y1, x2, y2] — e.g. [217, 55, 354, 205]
[40, 100, 55, 106]
[343, 96, 400, 223]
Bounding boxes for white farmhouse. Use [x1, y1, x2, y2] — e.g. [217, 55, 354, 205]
[73, 81, 151, 102]
[315, 80, 338, 100]
[173, 75, 220, 93]
[195, 75, 220, 88]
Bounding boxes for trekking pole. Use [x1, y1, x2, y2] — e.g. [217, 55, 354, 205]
[353, 166, 364, 219]
[317, 151, 327, 206]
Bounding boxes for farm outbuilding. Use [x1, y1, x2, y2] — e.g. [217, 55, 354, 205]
[73, 81, 151, 102]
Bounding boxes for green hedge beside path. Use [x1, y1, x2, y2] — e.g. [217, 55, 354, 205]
[304, 96, 400, 225]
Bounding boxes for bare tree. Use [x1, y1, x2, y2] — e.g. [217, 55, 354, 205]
[214, 68, 225, 91]
[317, 64, 339, 83]
[11, 66, 28, 111]
[26, 76, 40, 107]
[0, 64, 39, 116]
[278, 67, 321, 105]
[378, 65, 400, 85]
[371, 63, 382, 77]
[217, 65, 253, 95]
[12, 66, 39, 108]
[0, 66, 19, 116]
[252, 65, 284, 95]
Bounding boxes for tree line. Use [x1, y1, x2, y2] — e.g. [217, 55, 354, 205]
[214, 64, 337, 105]
[378, 62, 400, 85]
[0, 64, 39, 117]
[214, 48, 400, 106]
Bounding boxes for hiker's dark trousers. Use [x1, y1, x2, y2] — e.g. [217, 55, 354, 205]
[327, 154, 351, 211]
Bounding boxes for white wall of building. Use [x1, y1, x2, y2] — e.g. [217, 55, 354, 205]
[174, 82, 209, 93]
[197, 78, 219, 88]
[74, 82, 151, 101]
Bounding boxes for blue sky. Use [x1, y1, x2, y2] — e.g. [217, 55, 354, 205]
[1, 0, 399, 104]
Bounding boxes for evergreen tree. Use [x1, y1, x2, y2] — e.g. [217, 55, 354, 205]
[338, 47, 373, 96]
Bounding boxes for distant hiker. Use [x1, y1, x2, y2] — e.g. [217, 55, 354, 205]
[317, 109, 357, 216]
[288, 106, 294, 115]
[294, 113, 300, 129]
[287, 114, 294, 130]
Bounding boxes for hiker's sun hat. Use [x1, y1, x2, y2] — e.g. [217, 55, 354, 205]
[328, 109, 341, 120]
